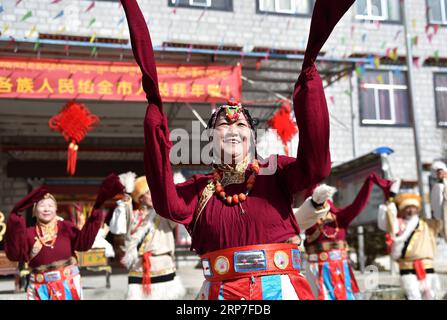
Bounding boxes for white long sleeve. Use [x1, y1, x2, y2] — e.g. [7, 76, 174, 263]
[92, 227, 116, 258]
[390, 215, 419, 260]
[294, 197, 330, 231]
[109, 200, 128, 235]
[430, 182, 445, 220]
[377, 202, 398, 235]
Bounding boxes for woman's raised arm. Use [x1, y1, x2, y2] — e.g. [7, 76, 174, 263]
[4, 186, 48, 262]
[278, 0, 356, 195]
[121, 0, 201, 225]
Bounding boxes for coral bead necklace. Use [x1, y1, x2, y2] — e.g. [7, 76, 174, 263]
[213, 159, 260, 213]
[317, 213, 339, 239]
[35, 221, 58, 249]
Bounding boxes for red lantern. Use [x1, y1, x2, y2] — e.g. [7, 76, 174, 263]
[267, 100, 298, 156]
[49, 101, 100, 176]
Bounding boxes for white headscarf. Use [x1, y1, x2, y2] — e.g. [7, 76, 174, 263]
[432, 161, 447, 177]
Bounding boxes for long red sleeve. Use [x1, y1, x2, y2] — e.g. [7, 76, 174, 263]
[71, 209, 104, 252]
[5, 211, 104, 267]
[302, 0, 356, 70]
[277, 0, 357, 196]
[71, 174, 121, 250]
[4, 213, 29, 262]
[5, 176, 119, 266]
[332, 174, 378, 228]
[120, 0, 161, 108]
[305, 173, 392, 244]
[277, 65, 331, 196]
[121, 0, 204, 225]
[4, 186, 47, 262]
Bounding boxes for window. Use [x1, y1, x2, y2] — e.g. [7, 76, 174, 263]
[435, 73, 447, 127]
[355, 0, 401, 22]
[428, 0, 447, 25]
[257, 0, 314, 15]
[169, 0, 233, 11]
[359, 70, 410, 125]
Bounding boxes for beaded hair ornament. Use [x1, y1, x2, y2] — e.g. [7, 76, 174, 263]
[225, 104, 241, 122]
[206, 100, 257, 135]
[205, 100, 259, 163]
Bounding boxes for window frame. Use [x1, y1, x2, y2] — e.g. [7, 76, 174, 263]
[434, 72, 447, 128]
[427, 0, 447, 25]
[190, 0, 212, 7]
[256, 0, 315, 17]
[359, 69, 410, 127]
[355, 0, 402, 23]
[168, 0, 233, 11]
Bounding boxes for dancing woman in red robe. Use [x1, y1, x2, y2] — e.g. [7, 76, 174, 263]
[304, 173, 392, 300]
[4, 175, 123, 300]
[121, 0, 355, 300]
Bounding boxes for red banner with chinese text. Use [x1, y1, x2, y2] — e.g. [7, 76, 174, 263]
[0, 57, 242, 103]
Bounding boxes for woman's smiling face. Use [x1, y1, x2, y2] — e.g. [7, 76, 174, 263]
[35, 198, 57, 224]
[213, 110, 253, 165]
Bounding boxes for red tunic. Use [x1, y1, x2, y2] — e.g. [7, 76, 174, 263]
[5, 175, 122, 269]
[121, 0, 340, 255]
[5, 211, 103, 269]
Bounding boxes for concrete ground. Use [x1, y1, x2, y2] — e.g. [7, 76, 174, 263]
[355, 270, 447, 300]
[0, 260, 204, 300]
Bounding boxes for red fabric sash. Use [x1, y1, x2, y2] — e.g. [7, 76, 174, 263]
[414, 260, 427, 280]
[142, 251, 152, 295]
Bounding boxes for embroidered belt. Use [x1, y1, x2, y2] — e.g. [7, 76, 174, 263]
[30, 264, 79, 284]
[200, 243, 302, 282]
[399, 259, 435, 280]
[31, 257, 77, 273]
[305, 248, 349, 263]
[398, 258, 433, 271]
[400, 269, 434, 276]
[305, 240, 348, 254]
[128, 266, 177, 278]
[128, 272, 176, 285]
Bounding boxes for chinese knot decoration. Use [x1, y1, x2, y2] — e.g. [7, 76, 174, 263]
[267, 100, 298, 156]
[49, 101, 100, 176]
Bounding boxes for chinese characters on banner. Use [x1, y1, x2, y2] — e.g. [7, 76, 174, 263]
[0, 57, 242, 102]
